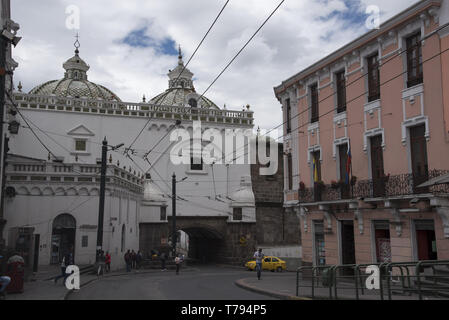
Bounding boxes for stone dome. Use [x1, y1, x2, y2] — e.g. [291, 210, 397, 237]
[149, 46, 219, 109]
[143, 174, 166, 203]
[230, 175, 255, 206]
[29, 45, 121, 101]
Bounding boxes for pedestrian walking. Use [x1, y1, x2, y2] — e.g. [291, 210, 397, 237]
[175, 254, 181, 275]
[124, 250, 131, 272]
[131, 250, 136, 269]
[105, 251, 111, 273]
[160, 251, 166, 271]
[54, 251, 70, 285]
[254, 248, 265, 280]
[136, 251, 142, 269]
[67, 246, 74, 266]
[0, 255, 11, 299]
[97, 250, 106, 276]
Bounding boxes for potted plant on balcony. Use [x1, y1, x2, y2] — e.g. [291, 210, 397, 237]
[299, 181, 306, 191]
[350, 176, 357, 186]
[315, 180, 325, 191]
[331, 180, 339, 189]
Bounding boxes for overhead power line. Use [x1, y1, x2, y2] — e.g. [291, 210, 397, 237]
[212, 23, 449, 165]
[125, 0, 231, 156]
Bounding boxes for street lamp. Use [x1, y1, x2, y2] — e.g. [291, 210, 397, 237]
[8, 120, 19, 134]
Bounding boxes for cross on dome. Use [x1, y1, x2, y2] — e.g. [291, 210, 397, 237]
[178, 45, 183, 66]
[74, 33, 80, 54]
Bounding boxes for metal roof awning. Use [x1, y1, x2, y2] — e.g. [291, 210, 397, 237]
[417, 173, 449, 188]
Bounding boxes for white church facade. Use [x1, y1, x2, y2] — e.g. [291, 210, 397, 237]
[3, 41, 258, 269]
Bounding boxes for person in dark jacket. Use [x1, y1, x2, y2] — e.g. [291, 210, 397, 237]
[136, 251, 142, 269]
[54, 252, 71, 285]
[124, 250, 131, 272]
[131, 250, 136, 269]
[160, 251, 166, 271]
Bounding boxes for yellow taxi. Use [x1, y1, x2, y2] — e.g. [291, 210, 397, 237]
[245, 256, 286, 272]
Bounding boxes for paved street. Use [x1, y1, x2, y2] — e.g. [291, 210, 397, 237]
[67, 266, 277, 300]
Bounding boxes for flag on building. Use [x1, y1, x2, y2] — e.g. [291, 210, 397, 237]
[313, 156, 319, 182]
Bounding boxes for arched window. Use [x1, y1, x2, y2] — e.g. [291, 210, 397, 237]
[188, 98, 197, 108]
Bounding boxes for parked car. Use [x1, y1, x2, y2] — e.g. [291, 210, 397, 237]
[245, 256, 286, 272]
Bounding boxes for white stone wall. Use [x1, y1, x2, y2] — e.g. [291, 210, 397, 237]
[4, 191, 140, 269]
[5, 97, 255, 266]
[10, 107, 253, 223]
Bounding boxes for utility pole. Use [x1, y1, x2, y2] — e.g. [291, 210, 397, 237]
[96, 137, 108, 263]
[171, 172, 176, 258]
[95, 139, 123, 267]
[0, 34, 6, 251]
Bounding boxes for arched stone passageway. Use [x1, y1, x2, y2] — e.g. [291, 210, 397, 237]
[51, 213, 76, 264]
[180, 226, 225, 263]
[139, 216, 256, 265]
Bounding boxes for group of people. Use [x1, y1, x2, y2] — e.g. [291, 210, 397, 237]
[124, 250, 143, 272]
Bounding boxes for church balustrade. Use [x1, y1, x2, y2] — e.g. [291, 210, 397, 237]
[13, 93, 254, 126]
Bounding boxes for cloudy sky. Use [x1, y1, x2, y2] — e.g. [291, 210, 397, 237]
[12, 0, 419, 134]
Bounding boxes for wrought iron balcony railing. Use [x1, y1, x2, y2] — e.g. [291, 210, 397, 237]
[298, 169, 449, 203]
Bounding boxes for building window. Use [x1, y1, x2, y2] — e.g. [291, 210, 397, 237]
[233, 207, 242, 221]
[310, 83, 319, 123]
[370, 135, 385, 197]
[160, 206, 166, 221]
[311, 151, 321, 182]
[367, 54, 380, 102]
[81, 235, 88, 248]
[287, 153, 293, 190]
[406, 32, 423, 88]
[338, 144, 350, 199]
[335, 70, 346, 113]
[190, 155, 203, 171]
[286, 98, 291, 134]
[409, 124, 428, 193]
[75, 139, 86, 152]
[188, 98, 197, 108]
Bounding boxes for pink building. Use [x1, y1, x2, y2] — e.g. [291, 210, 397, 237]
[274, 0, 449, 267]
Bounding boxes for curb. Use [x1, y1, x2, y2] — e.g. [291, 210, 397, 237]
[234, 278, 311, 301]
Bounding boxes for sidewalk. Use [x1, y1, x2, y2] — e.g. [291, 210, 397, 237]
[5, 265, 198, 300]
[6, 265, 98, 300]
[235, 271, 449, 300]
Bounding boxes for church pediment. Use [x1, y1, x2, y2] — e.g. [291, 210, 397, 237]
[67, 124, 95, 136]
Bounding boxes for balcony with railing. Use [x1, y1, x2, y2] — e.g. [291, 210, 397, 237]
[298, 170, 449, 203]
[12, 92, 254, 126]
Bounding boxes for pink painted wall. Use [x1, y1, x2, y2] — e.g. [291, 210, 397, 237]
[294, 20, 449, 188]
